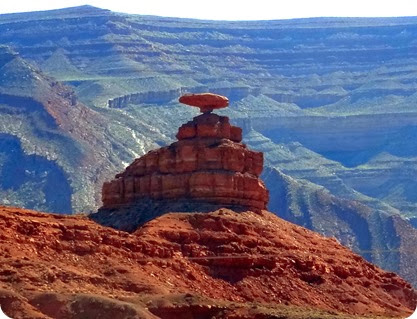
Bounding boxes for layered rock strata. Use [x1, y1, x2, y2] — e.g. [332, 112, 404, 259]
[1, 206, 416, 318]
[100, 94, 269, 217]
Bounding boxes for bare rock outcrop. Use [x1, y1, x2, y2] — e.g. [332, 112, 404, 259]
[178, 92, 229, 112]
[97, 94, 268, 229]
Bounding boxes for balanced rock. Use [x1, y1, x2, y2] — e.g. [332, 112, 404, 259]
[179, 92, 229, 113]
[97, 93, 268, 230]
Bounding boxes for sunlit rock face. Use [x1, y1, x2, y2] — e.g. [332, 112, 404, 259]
[96, 94, 269, 230]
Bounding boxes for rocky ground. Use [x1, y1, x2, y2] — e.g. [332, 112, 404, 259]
[0, 206, 415, 318]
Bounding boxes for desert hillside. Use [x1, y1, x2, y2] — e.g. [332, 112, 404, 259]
[0, 206, 415, 319]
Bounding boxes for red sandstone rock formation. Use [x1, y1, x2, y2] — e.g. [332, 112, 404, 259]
[0, 206, 416, 318]
[178, 92, 229, 113]
[101, 94, 268, 213]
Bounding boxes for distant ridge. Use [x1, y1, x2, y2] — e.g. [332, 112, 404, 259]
[0, 5, 416, 26]
[0, 5, 111, 22]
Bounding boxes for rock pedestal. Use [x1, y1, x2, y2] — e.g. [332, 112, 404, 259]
[100, 93, 269, 221]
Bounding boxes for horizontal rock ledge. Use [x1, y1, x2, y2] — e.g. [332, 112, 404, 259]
[103, 170, 268, 210]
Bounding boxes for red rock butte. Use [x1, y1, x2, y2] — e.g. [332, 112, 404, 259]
[97, 93, 268, 230]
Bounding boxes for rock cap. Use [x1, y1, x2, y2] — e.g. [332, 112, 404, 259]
[179, 93, 229, 113]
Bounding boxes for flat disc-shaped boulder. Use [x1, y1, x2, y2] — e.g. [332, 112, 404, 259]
[179, 93, 229, 113]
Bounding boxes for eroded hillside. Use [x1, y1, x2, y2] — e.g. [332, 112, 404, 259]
[0, 206, 415, 318]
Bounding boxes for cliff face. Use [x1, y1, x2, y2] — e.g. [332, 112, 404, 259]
[1, 206, 416, 319]
[0, 133, 72, 213]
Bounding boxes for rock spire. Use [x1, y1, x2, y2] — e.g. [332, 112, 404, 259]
[98, 93, 269, 229]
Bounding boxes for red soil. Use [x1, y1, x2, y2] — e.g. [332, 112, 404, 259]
[0, 206, 415, 318]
